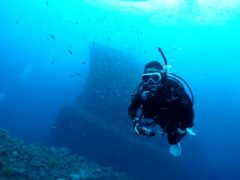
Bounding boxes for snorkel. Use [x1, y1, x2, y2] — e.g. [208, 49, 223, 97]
[157, 47, 168, 86]
[158, 47, 168, 66]
[157, 47, 194, 106]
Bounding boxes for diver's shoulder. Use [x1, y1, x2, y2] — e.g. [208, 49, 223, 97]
[165, 77, 187, 96]
[166, 77, 180, 87]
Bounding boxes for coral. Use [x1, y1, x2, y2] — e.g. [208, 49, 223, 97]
[0, 129, 131, 180]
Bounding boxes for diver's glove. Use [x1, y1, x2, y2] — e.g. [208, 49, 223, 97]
[177, 128, 196, 136]
[186, 128, 196, 135]
[133, 117, 141, 134]
[133, 117, 155, 137]
[177, 128, 186, 135]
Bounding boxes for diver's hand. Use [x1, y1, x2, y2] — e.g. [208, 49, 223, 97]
[133, 122, 155, 137]
[133, 122, 141, 135]
[133, 117, 155, 136]
[186, 128, 196, 135]
[138, 126, 155, 137]
[177, 128, 186, 135]
[177, 128, 196, 136]
[133, 117, 141, 135]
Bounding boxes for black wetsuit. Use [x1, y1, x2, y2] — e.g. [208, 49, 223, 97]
[128, 78, 194, 145]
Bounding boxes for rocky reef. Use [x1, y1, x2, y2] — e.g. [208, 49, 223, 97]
[50, 43, 148, 164]
[0, 129, 131, 179]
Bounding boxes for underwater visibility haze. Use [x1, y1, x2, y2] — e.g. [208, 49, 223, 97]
[0, 0, 240, 179]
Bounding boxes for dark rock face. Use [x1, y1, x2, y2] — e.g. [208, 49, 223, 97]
[76, 43, 142, 124]
[52, 45, 148, 160]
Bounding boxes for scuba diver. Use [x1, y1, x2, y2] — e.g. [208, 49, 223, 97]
[128, 48, 195, 156]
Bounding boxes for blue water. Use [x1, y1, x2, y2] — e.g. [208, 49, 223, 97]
[0, 0, 240, 179]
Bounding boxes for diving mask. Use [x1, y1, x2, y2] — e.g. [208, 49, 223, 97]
[141, 72, 162, 84]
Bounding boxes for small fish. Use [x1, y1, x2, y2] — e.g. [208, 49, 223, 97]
[81, 61, 86, 64]
[172, 46, 181, 51]
[16, 21, 19, 24]
[50, 34, 55, 39]
[75, 72, 81, 76]
[21, 107, 28, 112]
[57, 14, 61, 19]
[68, 50, 73, 55]
[50, 60, 55, 64]
[46, 1, 48, 6]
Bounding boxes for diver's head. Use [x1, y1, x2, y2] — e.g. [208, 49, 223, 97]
[142, 61, 164, 91]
